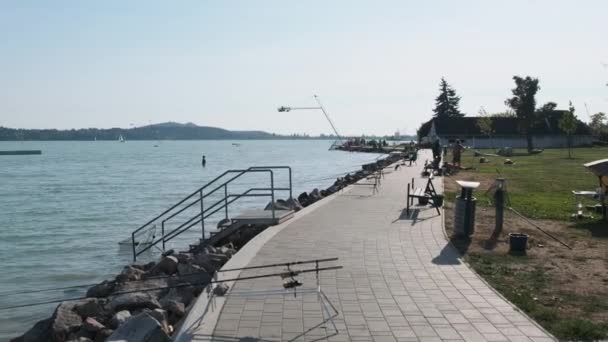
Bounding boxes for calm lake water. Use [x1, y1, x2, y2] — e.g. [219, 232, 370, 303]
[0, 140, 379, 340]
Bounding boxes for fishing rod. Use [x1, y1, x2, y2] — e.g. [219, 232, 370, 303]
[0, 257, 340, 297]
[0, 267, 228, 297]
[494, 169, 572, 249]
[507, 207, 573, 250]
[218, 257, 338, 272]
[0, 265, 343, 311]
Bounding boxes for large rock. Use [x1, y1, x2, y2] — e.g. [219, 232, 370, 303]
[297, 192, 309, 207]
[82, 317, 105, 333]
[107, 312, 170, 342]
[160, 299, 185, 325]
[160, 287, 194, 308]
[86, 280, 115, 298]
[116, 266, 145, 282]
[286, 197, 303, 211]
[205, 253, 229, 266]
[217, 244, 237, 257]
[147, 309, 170, 334]
[264, 199, 290, 211]
[109, 311, 131, 329]
[176, 263, 212, 289]
[114, 277, 169, 299]
[66, 337, 92, 342]
[94, 329, 113, 342]
[325, 185, 340, 195]
[110, 293, 161, 312]
[190, 254, 214, 271]
[50, 301, 84, 342]
[309, 188, 322, 203]
[152, 256, 178, 275]
[11, 318, 52, 342]
[175, 252, 193, 264]
[213, 283, 229, 296]
[73, 298, 112, 322]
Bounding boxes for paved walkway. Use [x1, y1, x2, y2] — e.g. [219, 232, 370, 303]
[184, 150, 553, 341]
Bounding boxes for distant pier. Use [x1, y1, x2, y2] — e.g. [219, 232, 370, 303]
[0, 150, 41, 155]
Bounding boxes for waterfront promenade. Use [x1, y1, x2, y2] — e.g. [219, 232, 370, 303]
[179, 150, 553, 341]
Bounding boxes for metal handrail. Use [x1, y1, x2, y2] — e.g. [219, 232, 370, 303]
[135, 188, 278, 257]
[131, 166, 292, 261]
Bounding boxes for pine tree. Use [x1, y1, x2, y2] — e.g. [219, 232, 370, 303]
[433, 78, 464, 118]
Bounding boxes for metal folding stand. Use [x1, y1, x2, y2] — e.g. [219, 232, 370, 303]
[203, 258, 342, 341]
[222, 261, 340, 341]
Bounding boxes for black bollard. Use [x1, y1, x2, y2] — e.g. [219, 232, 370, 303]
[494, 178, 505, 235]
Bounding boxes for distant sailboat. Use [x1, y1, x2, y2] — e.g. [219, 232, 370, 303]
[118, 135, 125, 143]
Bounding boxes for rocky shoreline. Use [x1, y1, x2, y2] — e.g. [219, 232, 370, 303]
[12, 154, 403, 342]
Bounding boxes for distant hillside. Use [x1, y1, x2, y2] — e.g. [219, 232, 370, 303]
[0, 122, 285, 141]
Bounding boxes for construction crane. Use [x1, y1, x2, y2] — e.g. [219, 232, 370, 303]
[278, 95, 345, 150]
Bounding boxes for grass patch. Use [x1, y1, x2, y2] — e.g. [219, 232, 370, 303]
[446, 147, 608, 220]
[466, 253, 608, 341]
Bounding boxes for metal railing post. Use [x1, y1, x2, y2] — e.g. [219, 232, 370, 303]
[224, 184, 229, 220]
[162, 221, 166, 251]
[288, 167, 293, 200]
[199, 190, 205, 240]
[132, 232, 137, 262]
[270, 171, 276, 220]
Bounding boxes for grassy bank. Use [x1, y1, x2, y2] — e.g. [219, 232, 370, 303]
[447, 147, 608, 220]
[442, 147, 608, 341]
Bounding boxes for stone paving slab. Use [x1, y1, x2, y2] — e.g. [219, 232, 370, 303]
[185, 149, 554, 341]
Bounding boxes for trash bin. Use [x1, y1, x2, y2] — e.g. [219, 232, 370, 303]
[509, 233, 529, 253]
[453, 181, 480, 237]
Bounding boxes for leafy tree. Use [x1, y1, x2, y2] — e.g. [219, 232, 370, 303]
[476, 107, 494, 148]
[536, 102, 557, 118]
[558, 101, 578, 158]
[433, 78, 464, 118]
[589, 112, 607, 136]
[505, 76, 540, 152]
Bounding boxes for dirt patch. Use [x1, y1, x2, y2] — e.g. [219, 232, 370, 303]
[443, 171, 608, 340]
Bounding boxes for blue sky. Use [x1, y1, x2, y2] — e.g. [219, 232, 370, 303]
[1, 1, 607, 135]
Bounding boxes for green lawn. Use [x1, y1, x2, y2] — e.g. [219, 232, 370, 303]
[450, 147, 607, 220]
[467, 254, 608, 341]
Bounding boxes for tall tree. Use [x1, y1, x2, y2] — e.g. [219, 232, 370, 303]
[433, 78, 464, 118]
[536, 102, 557, 117]
[589, 112, 607, 136]
[505, 76, 540, 152]
[559, 101, 578, 158]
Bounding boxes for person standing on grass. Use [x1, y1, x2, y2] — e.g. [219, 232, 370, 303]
[432, 138, 441, 161]
[452, 140, 464, 168]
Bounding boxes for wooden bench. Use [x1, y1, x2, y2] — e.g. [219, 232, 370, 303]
[406, 176, 442, 215]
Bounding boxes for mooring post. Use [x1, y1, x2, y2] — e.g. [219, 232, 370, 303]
[494, 178, 505, 235]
